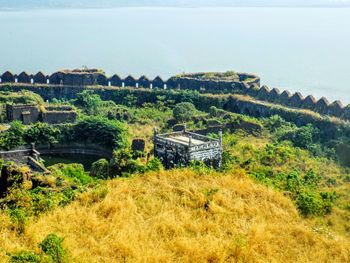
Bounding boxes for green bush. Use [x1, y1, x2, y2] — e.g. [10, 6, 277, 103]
[8, 208, 28, 234]
[296, 191, 336, 216]
[173, 102, 197, 122]
[320, 191, 337, 214]
[39, 234, 68, 263]
[24, 122, 60, 145]
[9, 251, 40, 263]
[73, 116, 128, 149]
[109, 148, 144, 177]
[303, 170, 321, 188]
[296, 191, 324, 216]
[281, 124, 320, 150]
[145, 158, 163, 172]
[75, 90, 102, 115]
[0, 121, 25, 150]
[90, 159, 109, 179]
[50, 163, 93, 185]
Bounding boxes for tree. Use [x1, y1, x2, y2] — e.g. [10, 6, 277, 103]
[75, 90, 102, 115]
[73, 116, 128, 149]
[173, 102, 196, 122]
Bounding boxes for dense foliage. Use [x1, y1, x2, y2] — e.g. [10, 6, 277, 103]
[72, 116, 128, 148]
[173, 102, 197, 122]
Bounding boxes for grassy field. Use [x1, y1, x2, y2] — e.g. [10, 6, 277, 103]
[1, 169, 349, 262]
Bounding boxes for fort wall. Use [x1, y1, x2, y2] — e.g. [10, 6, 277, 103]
[0, 69, 349, 121]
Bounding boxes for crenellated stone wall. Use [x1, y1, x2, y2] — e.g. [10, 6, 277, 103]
[0, 69, 349, 121]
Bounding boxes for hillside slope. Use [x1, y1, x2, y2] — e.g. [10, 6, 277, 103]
[1, 169, 349, 262]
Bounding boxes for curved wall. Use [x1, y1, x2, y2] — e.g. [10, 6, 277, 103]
[0, 70, 348, 120]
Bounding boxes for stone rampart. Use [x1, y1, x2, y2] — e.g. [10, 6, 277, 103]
[1, 69, 349, 121]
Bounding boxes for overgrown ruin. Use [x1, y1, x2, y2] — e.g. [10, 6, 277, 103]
[6, 103, 77, 124]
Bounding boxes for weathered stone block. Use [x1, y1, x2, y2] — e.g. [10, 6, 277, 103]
[315, 97, 330, 114]
[289, 92, 304, 108]
[109, 74, 122, 86]
[131, 139, 146, 152]
[328, 101, 344, 117]
[17, 72, 31, 84]
[257, 85, 271, 101]
[302, 95, 317, 110]
[279, 90, 292, 105]
[124, 75, 137, 87]
[33, 72, 47, 84]
[152, 76, 165, 89]
[1, 71, 15, 83]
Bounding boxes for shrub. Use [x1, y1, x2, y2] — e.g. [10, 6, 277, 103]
[320, 191, 337, 214]
[282, 124, 320, 150]
[264, 115, 293, 133]
[90, 159, 109, 179]
[285, 171, 302, 194]
[109, 148, 144, 177]
[73, 116, 128, 149]
[50, 163, 93, 185]
[75, 90, 102, 115]
[296, 191, 324, 216]
[9, 251, 40, 263]
[189, 160, 213, 175]
[39, 234, 68, 263]
[24, 122, 60, 145]
[145, 158, 163, 172]
[220, 151, 238, 171]
[173, 102, 197, 122]
[8, 208, 28, 234]
[303, 170, 321, 188]
[0, 121, 25, 150]
[296, 191, 336, 217]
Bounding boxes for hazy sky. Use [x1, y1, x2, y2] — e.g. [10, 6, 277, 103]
[0, 0, 350, 8]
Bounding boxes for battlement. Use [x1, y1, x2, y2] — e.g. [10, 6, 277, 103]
[0, 69, 348, 121]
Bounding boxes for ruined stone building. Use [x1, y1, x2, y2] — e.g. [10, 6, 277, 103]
[153, 128, 222, 169]
[6, 104, 77, 124]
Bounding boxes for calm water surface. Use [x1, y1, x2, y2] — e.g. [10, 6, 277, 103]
[1, 7, 350, 103]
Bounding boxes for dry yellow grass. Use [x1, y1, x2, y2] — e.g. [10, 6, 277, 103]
[1, 169, 349, 262]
